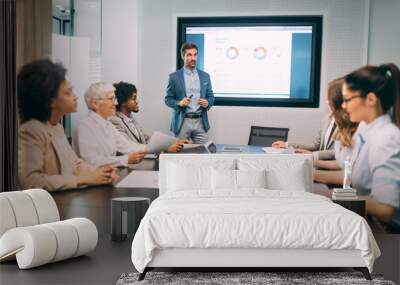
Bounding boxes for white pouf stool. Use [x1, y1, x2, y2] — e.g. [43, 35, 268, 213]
[0, 189, 98, 269]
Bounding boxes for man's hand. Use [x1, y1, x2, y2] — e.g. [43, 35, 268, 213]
[167, 139, 191, 153]
[271, 141, 287, 149]
[167, 142, 184, 153]
[198, 98, 209, 108]
[128, 150, 147, 164]
[177, 139, 190, 145]
[178, 97, 190, 107]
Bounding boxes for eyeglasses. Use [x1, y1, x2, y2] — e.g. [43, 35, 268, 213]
[95, 96, 116, 101]
[342, 95, 363, 103]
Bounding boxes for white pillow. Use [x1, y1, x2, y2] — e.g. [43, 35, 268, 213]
[167, 162, 210, 191]
[237, 158, 310, 191]
[211, 169, 267, 190]
[236, 169, 267, 189]
[166, 159, 236, 192]
[211, 168, 236, 190]
[265, 161, 308, 191]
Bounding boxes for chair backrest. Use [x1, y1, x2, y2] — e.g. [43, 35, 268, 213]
[248, 126, 289, 147]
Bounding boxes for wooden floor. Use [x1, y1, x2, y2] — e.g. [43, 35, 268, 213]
[1, 174, 399, 284]
[1, 233, 399, 285]
[0, 235, 134, 285]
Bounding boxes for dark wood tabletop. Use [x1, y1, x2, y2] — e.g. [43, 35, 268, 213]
[31, 170, 398, 284]
[51, 168, 158, 235]
[51, 171, 387, 235]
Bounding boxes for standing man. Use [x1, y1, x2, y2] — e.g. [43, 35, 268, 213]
[165, 43, 215, 143]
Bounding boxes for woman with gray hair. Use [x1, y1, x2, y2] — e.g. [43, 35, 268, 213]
[73, 82, 147, 167]
[18, 60, 116, 191]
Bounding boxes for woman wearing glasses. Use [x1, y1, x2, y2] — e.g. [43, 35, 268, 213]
[313, 78, 359, 185]
[73, 82, 147, 168]
[342, 63, 400, 232]
[18, 59, 116, 191]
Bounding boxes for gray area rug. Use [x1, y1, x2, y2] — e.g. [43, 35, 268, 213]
[116, 271, 396, 285]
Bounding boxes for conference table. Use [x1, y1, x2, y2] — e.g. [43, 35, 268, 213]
[51, 168, 158, 235]
[46, 146, 395, 284]
[51, 144, 385, 235]
[51, 144, 260, 234]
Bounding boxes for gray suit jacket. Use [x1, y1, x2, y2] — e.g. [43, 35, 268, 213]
[109, 112, 148, 145]
[109, 113, 157, 170]
[290, 117, 337, 160]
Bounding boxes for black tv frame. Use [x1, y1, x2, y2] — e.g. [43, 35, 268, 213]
[177, 16, 323, 108]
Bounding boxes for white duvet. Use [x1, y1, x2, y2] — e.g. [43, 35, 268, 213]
[131, 190, 380, 273]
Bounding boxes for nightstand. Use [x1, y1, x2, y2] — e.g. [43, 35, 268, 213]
[111, 197, 150, 242]
[333, 198, 366, 217]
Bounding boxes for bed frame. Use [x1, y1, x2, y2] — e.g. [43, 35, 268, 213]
[138, 154, 372, 281]
[139, 248, 371, 280]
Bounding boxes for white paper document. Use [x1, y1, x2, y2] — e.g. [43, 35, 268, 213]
[115, 170, 159, 188]
[146, 131, 176, 153]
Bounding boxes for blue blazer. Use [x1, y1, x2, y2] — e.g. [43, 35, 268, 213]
[165, 68, 215, 135]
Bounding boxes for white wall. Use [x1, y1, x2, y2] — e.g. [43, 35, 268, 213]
[135, 0, 369, 144]
[74, 0, 102, 57]
[368, 0, 400, 67]
[98, 0, 400, 145]
[102, 0, 143, 121]
[94, 0, 400, 143]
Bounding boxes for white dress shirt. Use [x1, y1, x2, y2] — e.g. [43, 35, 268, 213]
[183, 67, 201, 113]
[73, 111, 147, 167]
[351, 114, 400, 209]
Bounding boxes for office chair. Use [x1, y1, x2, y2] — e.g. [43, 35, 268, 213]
[248, 126, 289, 147]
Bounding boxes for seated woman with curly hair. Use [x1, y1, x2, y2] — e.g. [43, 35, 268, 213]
[314, 77, 359, 185]
[18, 59, 116, 191]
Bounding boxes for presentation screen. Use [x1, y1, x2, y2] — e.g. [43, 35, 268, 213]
[177, 16, 322, 108]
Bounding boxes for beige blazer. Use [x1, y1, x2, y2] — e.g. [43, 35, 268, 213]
[18, 119, 93, 191]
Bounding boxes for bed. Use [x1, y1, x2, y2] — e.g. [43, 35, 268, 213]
[131, 154, 380, 280]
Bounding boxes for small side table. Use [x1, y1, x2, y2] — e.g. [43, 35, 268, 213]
[333, 198, 366, 218]
[111, 197, 150, 241]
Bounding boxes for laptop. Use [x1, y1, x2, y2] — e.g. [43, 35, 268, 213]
[181, 141, 217, 154]
[222, 146, 243, 152]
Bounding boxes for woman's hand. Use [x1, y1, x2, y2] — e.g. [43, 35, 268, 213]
[77, 166, 116, 186]
[272, 141, 287, 148]
[295, 148, 312, 154]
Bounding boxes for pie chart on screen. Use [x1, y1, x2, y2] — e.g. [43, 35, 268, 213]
[254, 46, 267, 60]
[225, 46, 239, 60]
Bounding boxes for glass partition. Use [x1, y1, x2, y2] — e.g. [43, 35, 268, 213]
[51, 0, 102, 138]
